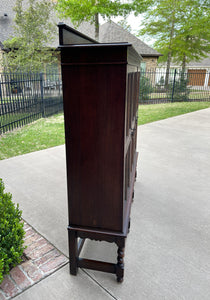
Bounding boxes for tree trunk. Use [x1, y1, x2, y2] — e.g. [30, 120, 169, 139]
[165, 50, 172, 88]
[180, 53, 186, 90]
[165, 7, 175, 87]
[181, 53, 186, 73]
[94, 13, 99, 41]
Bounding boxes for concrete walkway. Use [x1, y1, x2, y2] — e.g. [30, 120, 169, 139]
[0, 108, 210, 299]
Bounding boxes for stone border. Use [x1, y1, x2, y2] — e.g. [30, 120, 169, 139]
[0, 222, 68, 300]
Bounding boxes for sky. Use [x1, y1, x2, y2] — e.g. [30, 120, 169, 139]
[124, 13, 155, 46]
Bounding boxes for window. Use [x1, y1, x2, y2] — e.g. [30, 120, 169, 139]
[140, 62, 146, 72]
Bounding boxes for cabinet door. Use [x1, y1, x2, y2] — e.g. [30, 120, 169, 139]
[123, 67, 140, 228]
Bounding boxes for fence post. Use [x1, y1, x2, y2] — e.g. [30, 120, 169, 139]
[40, 72, 45, 117]
[0, 79, 2, 133]
[171, 69, 177, 102]
[0, 80, 2, 102]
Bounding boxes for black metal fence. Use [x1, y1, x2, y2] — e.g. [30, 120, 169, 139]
[1, 69, 210, 134]
[0, 72, 63, 134]
[139, 69, 210, 104]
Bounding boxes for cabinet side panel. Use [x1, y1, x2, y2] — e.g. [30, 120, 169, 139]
[62, 64, 126, 232]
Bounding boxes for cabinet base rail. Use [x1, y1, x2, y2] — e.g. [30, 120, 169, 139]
[68, 229, 126, 282]
[78, 258, 116, 274]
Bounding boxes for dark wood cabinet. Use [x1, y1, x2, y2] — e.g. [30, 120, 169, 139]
[59, 24, 141, 282]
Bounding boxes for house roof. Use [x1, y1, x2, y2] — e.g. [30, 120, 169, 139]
[158, 54, 210, 69]
[0, 0, 15, 44]
[0, 0, 159, 58]
[0, 0, 95, 48]
[99, 21, 162, 58]
[185, 55, 210, 68]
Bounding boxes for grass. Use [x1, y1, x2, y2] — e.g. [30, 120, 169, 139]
[0, 113, 40, 127]
[138, 101, 210, 125]
[0, 114, 65, 160]
[148, 91, 210, 100]
[1, 101, 210, 160]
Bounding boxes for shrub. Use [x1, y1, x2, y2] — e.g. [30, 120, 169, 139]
[167, 71, 190, 102]
[0, 259, 4, 283]
[139, 74, 153, 102]
[0, 178, 25, 284]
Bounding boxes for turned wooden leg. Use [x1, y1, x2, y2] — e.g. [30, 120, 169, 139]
[69, 229, 78, 275]
[116, 246, 125, 283]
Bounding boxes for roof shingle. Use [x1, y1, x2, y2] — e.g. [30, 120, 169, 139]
[0, 0, 160, 58]
[99, 21, 162, 57]
[0, 0, 95, 48]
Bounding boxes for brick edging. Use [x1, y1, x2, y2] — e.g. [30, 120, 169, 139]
[0, 222, 68, 299]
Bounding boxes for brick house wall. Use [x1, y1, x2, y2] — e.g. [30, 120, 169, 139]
[100, 22, 162, 69]
[143, 57, 158, 70]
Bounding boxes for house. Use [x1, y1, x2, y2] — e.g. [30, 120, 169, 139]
[158, 55, 210, 87]
[0, 1, 161, 72]
[186, 56, 210, 87]
[99, 21, 162, 70]
[0, 0, 95, 72]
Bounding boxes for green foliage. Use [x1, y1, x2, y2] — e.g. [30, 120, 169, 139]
[0, 179, 25, 283]
[56, 0, 133, 25]
[3, 0, 57, 72]
[117, 19, 132, 33]
[171, 0, 210, 69]
[168, 73, 190, 102]
[0, 259, 4, 283]
[56, 0, 149, 39]
[158, 76, 165, 86]
[139, 74, 153, 101]
[138, 0, 210, 71]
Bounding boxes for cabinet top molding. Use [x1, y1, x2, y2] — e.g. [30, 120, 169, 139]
[58, 22, 132, 48]
[58, 22, 98, 45]
[58, 23, 142, 65]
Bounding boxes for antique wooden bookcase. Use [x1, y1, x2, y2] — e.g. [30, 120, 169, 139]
[58, 23, 141, 282]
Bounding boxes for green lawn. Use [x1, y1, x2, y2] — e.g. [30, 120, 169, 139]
[1, 101, 210, 160]
[0, 114, 65, 160]
[138, 101, 210, 125]
[149, 91, 210, 100]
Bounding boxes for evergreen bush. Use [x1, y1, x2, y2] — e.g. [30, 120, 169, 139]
[168, 71, 190, 102]
[139, 74, 153, 102]
[0, 259, 4, 283]
[0, 178, 25, 284]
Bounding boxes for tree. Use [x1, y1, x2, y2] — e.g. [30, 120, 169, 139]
[56, 0, 150, 40]
[172, 0, 210, 72]
[117, 19, 132, 33]
[137, 0, 183, 85]
[137, 0, 210, 85]
[3, 0, 57, 72]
